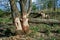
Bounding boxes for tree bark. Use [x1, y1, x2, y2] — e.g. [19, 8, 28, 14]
[9, 0, 32, 33]
[19, 0, 32, 33]
[22, 13, 29, 33]
[9, 0, 22, 31]
[29, 18, 60, 24]
[7, 18, 60, 25]
[20, 1, 29, 33]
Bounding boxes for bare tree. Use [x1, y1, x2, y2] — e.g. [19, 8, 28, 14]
[9, 0, 22, 33]
[9, 0, 32, 34]
[19, 0, 32, 33]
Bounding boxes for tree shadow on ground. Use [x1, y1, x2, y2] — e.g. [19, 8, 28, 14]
[0, 24, 16, 37]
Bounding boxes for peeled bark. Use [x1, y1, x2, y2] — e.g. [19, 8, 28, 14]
[19, 0, 31, 33]
[15, 17, 22, 30]
[22, 13, 29, 33]
[9, 0, 32, 33]
[9, 0, 22, 31]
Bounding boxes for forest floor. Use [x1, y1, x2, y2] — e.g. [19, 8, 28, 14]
[0, 23, 60, 40]
[0, 12, 60, 40]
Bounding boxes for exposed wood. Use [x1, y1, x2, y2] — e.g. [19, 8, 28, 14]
[19, 0, 32, 33]
[15, 17, 22, 30]
[21, 13, 29, 33]
[9, 0, 22, 31]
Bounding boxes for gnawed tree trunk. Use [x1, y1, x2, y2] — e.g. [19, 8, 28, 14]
[21, 13, 29, 33]
[15, 17, 22, 30]
[9, 0, 22, 32]
[19, 0, 32, 33]
[9, 0, 32, 34]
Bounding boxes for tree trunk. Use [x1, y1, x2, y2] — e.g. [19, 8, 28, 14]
[9, 0, 32, 33]
[22, 13, 29, 33]
[14, 17, 22, 30]
[9, 0, 22, 31]
[29, 18, 60, 24]
[19, 0, 30, 33]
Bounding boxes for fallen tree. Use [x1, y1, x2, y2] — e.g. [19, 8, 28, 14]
[6, 18, 60, 25]
[29, 18, 60, 24]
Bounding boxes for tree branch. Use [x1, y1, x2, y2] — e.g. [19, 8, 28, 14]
[19, 0, 26, 15]
[27, 0, 32, 16]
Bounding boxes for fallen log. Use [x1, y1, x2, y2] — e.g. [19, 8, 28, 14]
[29, 18, 60, 24]
[6, 18, 60, 25]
